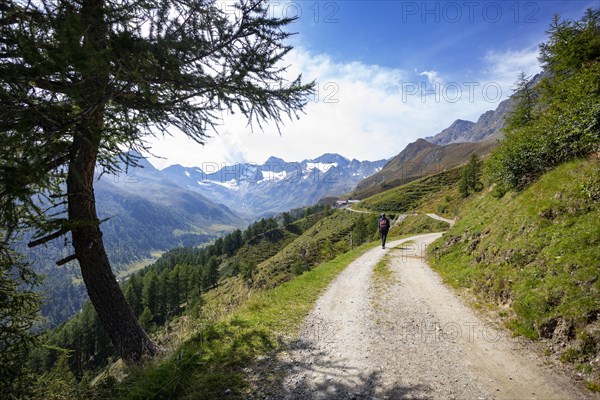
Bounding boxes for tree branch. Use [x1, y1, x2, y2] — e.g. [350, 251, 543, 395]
[56, 254, 77, 266]
[28, 227, 70, 248]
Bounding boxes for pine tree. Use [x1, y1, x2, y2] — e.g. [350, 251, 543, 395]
[142, 272, 159, 319]
[157, 271, 170, 323]
[168, 267, 180, 314]
[459, 153, 483, 197]
[190, 267, 203, 304]
[33, 351, 77, 400]
[138, 307, 154, 332]
[486, 8, 600, 191]
[539, 9, 600, 76]
[180, 264, 191, 304]
[203, 256, 219, 290]
[0, 0, 313, 364]
[124, 283, 141, 318]
[504, 72, 537, 133]
[0, 245, 41, 399]
[353, 214, 372, 246]
[282, 212, 294, 226]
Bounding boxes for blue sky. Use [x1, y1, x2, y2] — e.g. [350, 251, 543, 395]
[148, 0, 599, 169]
[293, 1, 595, 73]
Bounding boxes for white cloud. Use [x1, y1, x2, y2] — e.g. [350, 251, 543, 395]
[146, 46, 543, 169]
[482, 47, 542, 92]
[419, 70, 443, 85]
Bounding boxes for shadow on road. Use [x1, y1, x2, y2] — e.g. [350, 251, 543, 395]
[248, 337, 432, 400]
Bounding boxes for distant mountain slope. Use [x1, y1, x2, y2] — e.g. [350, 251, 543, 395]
[352, 139, 495, 199]
[351, 73, 532, 199]
[98, 176, 242, 234]
[95, 181, 227, 264]
[24, 154, 246, 328]
[426, 97, 514, 145]
[426, 72, 547, 146]
[427, 119, 475, 145]
[161, 154, 387, 216]
[355, 166, 463, 213]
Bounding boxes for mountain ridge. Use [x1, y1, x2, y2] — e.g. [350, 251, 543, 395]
[426, 97, 514, 145]
[160, 153, 388, 216]
[350, 73, 524, 198]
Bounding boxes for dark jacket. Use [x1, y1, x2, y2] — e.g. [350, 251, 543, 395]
[378, 217, 390, 232]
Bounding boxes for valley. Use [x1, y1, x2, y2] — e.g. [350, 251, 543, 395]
[3, 4, 599, 400]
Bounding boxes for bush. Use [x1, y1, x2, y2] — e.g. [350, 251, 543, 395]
[485, 10, 600, 190]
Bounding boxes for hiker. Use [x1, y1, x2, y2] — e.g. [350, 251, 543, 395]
[378, 213, 390, 249]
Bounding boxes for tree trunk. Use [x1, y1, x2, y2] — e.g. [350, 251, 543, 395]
[67, 132, 157, 364]
[65, 0, 156, 364]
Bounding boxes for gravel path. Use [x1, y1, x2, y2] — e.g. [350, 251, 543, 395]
[424, 213, 456, 226]
[271, 233, 593, 400]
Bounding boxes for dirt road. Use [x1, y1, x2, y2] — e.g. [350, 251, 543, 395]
[425, 213, 456, 226]
[273, 233, 593, 399]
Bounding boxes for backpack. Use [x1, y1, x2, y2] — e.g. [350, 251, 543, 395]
[379, 218, 389, 231]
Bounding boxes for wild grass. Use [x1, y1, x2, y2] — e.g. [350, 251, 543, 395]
[428, 158, 600, 376]
[251, 210, 373, 288]
[116, 241, 381, 399]
[356, 168, 462, 213]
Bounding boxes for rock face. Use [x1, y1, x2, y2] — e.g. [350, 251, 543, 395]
[426, 119, 476, 145]
[427, 72, 548, 146]
[427, 97, 515, 145]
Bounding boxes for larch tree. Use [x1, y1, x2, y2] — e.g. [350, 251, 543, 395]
[0, 0, 314, 364]
[459, 153, 483, 197]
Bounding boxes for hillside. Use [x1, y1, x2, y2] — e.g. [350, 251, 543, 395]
[27, 206, 367, 372]
[27, 146, 600, 399]
[102, 205, 456, 398]
[20, 157, 245, 328]
[250, 210, 375, 288]
[352, 139, 494, 199]
[428, 157, 600, 385]
[30, 195, 454, 398]
[354, 166, 463, 215]
[63, 154, 600, 397]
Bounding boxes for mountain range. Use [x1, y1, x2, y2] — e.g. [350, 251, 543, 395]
[27, 152, 386, 272]
[160, 153, 387, 216]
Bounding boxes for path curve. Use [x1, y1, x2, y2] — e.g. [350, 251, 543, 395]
[272, 233, 593, 399]
[344, 208, 456, 228]
[425, 212, 456, 226]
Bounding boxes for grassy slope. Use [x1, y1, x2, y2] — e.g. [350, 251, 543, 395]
[117, 241, 382, 399]
[218, 213, 327, 279]
[251, 210, 370, 289]
[428, 158, 600, 385]
[111, 209, 382, 398]
[352, 140, 495, 199]
[114, 197, 443, 398]
[355, 167, 462, 217]
[111, 158, 599, 396]
[389, 214, 449, 237]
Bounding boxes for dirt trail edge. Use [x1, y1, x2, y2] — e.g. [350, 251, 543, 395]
[272, 233, 593, 400]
